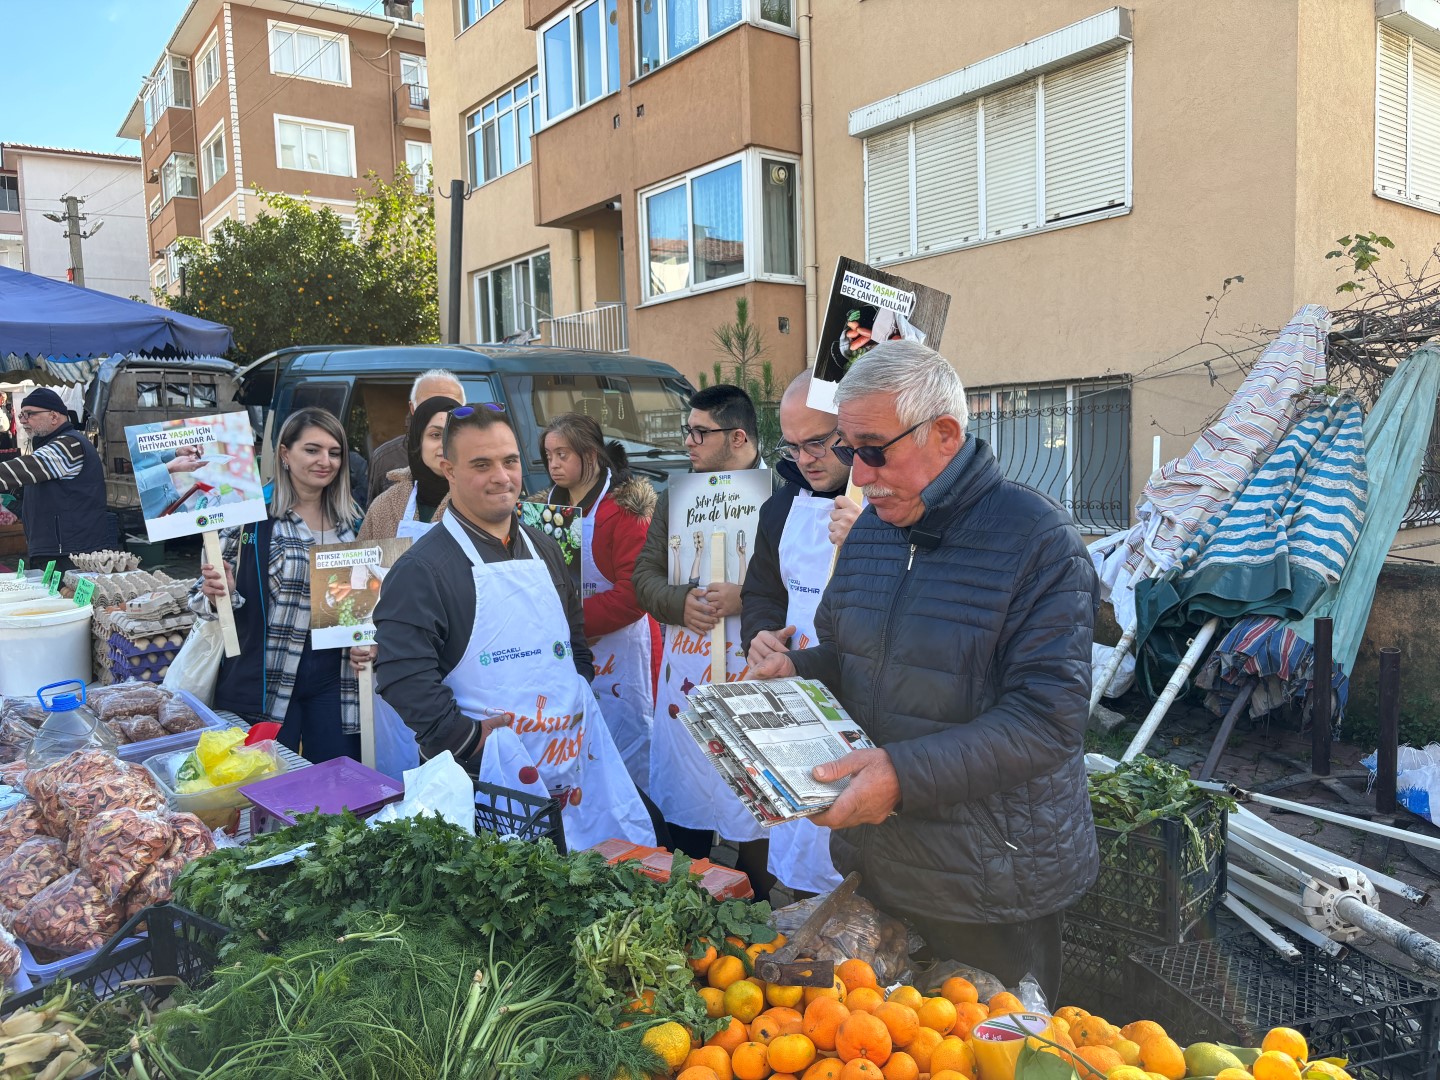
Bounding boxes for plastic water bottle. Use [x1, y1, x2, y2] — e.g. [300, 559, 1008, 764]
[28, 680, 117, 766]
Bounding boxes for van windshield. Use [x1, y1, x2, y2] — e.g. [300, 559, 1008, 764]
[518, 373, 691, 453]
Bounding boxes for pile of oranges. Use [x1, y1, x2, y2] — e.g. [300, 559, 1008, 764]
[631, 939, 1351, 1080]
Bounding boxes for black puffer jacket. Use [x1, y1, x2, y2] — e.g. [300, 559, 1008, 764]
[790, 437, 1100, 925]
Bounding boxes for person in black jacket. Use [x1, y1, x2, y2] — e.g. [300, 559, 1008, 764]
[749, 341, 1100, 1004]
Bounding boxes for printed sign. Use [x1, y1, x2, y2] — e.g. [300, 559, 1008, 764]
[518, 502, 583, 591]
[807, 256, 953, 414]
[124, 412, 268, 542]
[308, 537, 412, 649]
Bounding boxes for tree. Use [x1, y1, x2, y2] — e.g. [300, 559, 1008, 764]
[700, 297, 781, 458]
[165, 169, 438, 361]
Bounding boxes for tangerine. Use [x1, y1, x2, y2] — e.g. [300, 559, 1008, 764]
[904, 1026, 943, 1072]
[931, 1072, 974, 1080]
[690, 941, 719, 975]
[939, 976, 979, 1005]
[1120, 1020, 1167, 1045]
[871, 1002, 920, 1049]
[916, 996, 958, 1035]
[835, 1011, 893, 1064]
[802, 997, 850, 1051]
[804, 976, 848, 1006]
[707, 1017, 749, 1054]
[642, 1021, 692, 1069]
[710, 955, 748, 991]
[1252, 1050, 1303, 1080]
[1137, 1035, 1186, 1080]
[766, 983, 805, 1009]
[677, 1069, 722, 1080]
[929, 1035, 976, 1078]
[800, 1061, 842, 1080]
[838, 1062, 884, 1079]
[763, 1007, 805, 1036]
[953, 1002, 988, 1040]
[768, 1033, 818, 1074]
[726, 980, 767, 1024]
[846, 987, 883, 1014]
[837, 958, 880, 993]
[886, 986, 924, 1009]
[879, 1051, 918, 1080]
[1074, 1045, 1125, 1075]
[685, 1046, 734, 1080]
[1261, 1027, 1309, 1062]
[733, 1041, 774, 1080]
[751, 1013, 784, 1045]
[987, 991, 1024, 1014]
[699, 987, 726, 1019]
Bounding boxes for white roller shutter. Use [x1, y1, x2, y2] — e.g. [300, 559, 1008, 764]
[1411, 38, 1440, 209]
[1377, 26, 1410, 199]
[914, 102, 979, 253]
[865, 126, 913, 264]
[983, 82, 1038, 237]
[1043, 48, 1128, 222]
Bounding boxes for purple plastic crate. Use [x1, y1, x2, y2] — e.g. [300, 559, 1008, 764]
[240, 757, 404, 833]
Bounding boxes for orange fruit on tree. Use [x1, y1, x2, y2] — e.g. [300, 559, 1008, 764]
[751, 1013, 784, 1045]
[685, 1045, 735, 1080]
[708, 1016, 750, 1054]
[837, 959, 879, 994]
[834, 1011, 892, 1064]
[726, 980, 767, 1024]
[799, 1061, 842, 1080]
[916, 996, 958, 1035]
[953, 1002, 988, 1041]
[1074, 1045, 1126, 1075]
[804, 976, 848, 1006]
[903, 1026, 943, 1072]
[1261, 1026, 1309, 1061]
[802, 997, 850, 1051]
[768, 1033, 818, 1074]
[939, 976, 979, 1005]
[886, 986, 924, 1010]
[1252, 1050, 1303, 1080]
[763, 1007, 805, 1036]
[710, 955, 748, 991]
[879, 1051, 918, 1080]
[1137, 1034, 1187, 1080]
[733, 1041, 775, 1080]
[691, 941, 719, 975]
[1120, 1020, 1167, 1045]
[929, 1035, 977, 1078]
[871, 1002, 920, 1048]
[987, 991, 1024, 1014]
[766, 983, 805, 1009]
[838, 1062, 884, 1080]
[846, 987, 883, 1014]
[678, 1068, 722, 1080]
[700, 987, 727, 1019]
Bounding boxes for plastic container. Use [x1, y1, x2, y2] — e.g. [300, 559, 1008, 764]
[144, 739, 286, 831]
[0, 602, 93, 696]
[0, 582, 49, 605]
[594, 841, 754, 901]
[113, 687, 230, 763]
[18, 934, 144, 988]
[475, 780, 566, 851]
[968, 1013, 1065, 1080]
[240, 757, 404, 833]
[27, 679, 117, 765]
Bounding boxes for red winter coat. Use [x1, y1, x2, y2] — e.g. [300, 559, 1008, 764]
[584, 473, 662, 695]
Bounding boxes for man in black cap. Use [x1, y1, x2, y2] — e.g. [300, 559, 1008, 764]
[0, 388, 108, 570]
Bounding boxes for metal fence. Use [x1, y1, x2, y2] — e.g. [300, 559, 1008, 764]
[1402, 396, 1440, 525]
[968, 381, 1132, 534]
[540, 303, 628, 353]
[405, 81, 429, 110]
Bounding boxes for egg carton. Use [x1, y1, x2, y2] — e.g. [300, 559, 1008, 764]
[69, 550, 142, 574]
[109, 630, 186, 659]
[64, 570, 177, 608]
[106, 651, 176, 684]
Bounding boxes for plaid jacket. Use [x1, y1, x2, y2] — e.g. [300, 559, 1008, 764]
[190, 511, 361, 733]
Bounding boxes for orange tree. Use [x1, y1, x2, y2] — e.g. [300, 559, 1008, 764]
[164, 169, 438, 361]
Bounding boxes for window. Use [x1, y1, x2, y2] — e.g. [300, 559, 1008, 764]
[466, 75, 537, 185]
[509, 372, 693, 452]
[148, 194, 161, 221]
[634, 0, 787, 77]
[0, 177, 16, 214]
[405, 141, 433, 193]
[863, 46, 1129, 265]
[338, 218, 360, 241]
[197, 35, 221, 99]
[538, 0, 620, 125]
[473, 252, 552, 342]
[205, 216, 230, 243]
[1376, 25, 1440, 211]
[142, 56, 191, 132]
[164, 244, 183, 287]
[201, 125, 227, 190]
[276, 116, 355, 177]
[639, 150, 801, 301]
[460, 0, 503, 30]
[160, 153, 198, 202]
[400, 53, 427, 86]
[269, 22, 349, 85]
[967, 380, 1131, 533]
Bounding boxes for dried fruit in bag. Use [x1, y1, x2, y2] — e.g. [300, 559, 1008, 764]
[0, 836, 70, 906]
[159, 698, 205, 734]
[0, 923, 19, 978]
[114, 715, 167, 743]
[0, 799, 55, 861]
[169, 812, 217, 860]
[80, 808, 174, 903]
[91, 683, 169, 723]
[13, 869, 122, 955]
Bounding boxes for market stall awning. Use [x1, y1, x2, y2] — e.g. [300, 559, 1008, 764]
[0, 265, 232, 359]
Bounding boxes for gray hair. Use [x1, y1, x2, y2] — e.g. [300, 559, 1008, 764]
[411, 368, 464, 405]
[834, 340, 969, 443]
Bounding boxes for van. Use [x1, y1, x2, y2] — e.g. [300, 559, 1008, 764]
[240, 344, 696, 497]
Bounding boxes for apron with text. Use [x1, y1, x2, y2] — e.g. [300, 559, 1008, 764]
[766, 491, 845, 893]
[566, 475, 657, 793]
[441, 513, 653, 850]
[372, 486, 433, 781]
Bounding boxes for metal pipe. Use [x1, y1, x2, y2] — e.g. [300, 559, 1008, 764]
[1377, 646, 1400, 814]
[1199, 682, 1254, 781]
[798, 0, 818, 359]
[1090, 620, 1136, 715]
[1222, 894, 1301, 960]
[446, 179, 464, 344]
[1226, 836, 1319, 890]
[1228, 865, 1308, 913]
[1214, 783, 1440, 853]
[1228, 882, 1345, 956]
[1123, 616, 1220, 761]
[1335, 894, 1440, 973]
[1311, 617, 1333, 776]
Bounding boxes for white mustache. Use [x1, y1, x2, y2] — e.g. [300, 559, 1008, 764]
[863, 485, 894, 499]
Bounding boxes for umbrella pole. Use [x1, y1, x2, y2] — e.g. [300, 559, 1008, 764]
[1198, 681, 1255, 781]
[1089, 620, 1136, 715]
[1122, 616, 1220, 761]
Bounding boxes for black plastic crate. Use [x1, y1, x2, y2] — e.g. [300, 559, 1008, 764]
[1072, 798, 1228, 944]
[474, 780, 566, 853]
[1060, 915, 1139, 1020]
[1133, 930, 1440, 1079]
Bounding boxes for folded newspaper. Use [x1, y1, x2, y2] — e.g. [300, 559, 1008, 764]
[681, 677, 875, 827]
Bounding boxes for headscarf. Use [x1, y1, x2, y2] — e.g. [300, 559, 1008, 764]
[407, 395, 461, 511]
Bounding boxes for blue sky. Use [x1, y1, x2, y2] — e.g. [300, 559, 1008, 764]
[0, 0, 419, 155]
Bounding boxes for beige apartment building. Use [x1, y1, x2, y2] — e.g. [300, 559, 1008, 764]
[118, 0, 431, 296]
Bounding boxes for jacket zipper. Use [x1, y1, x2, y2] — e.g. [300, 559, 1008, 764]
[978, 805, 1019, 852]
[869, 544, 917, 729]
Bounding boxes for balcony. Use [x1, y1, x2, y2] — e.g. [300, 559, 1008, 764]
[397, 81, 430, 129]
[540, 302, 628, 352]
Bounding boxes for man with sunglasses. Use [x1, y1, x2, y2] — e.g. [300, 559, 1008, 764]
[749, 342, 1099, 1005]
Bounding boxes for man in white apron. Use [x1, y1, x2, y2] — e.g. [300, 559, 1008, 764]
[374, 406, 654, 850]
[633, 385, 773, 883]
[743, 372, 860, 896]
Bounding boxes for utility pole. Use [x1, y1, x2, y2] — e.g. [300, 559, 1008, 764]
[42, 195, 103, 288]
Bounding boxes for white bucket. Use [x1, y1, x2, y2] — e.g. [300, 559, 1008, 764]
[0, 603, 93, 697]
[0, 587, 57, 609]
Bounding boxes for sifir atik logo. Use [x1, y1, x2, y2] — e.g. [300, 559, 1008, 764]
[196, 510, 226, 529]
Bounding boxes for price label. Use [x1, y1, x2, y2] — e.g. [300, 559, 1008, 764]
[73, 578, 95, 607]
[47, 575, 60, 597]
[42, 560, 56, 584]
[13, 559, 23, 578]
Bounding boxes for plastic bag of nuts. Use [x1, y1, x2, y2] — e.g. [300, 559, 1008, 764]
[0, 836, 71, 908]
[80, 808, 174, 904]
[89, 684, 168, 724]
[0, 799, 55, 862]
[13, 869, 123, 955]
[158, 697, 205, 734]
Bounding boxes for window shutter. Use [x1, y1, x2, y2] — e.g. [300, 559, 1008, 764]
[1043, 48, 1127, 222]
[915, 102, 979, 253]
[1377, 26, 1410, 198]
[983, 82, 1038, 237]
[866, 126, 913, 263]
[1410, 38, 1440, 209]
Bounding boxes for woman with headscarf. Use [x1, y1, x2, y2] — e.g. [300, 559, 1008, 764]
[358, 395, 459, 542]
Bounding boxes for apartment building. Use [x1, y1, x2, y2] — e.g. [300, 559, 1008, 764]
[0, 144, 149, 298]
[118, 0, 431, 296]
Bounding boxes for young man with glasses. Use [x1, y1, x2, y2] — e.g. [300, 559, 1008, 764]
[749, 342, 1100, 1005]
[0, 387, 109, 570]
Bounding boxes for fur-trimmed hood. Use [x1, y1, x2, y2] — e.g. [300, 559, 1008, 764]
[610, 473, 657, 519]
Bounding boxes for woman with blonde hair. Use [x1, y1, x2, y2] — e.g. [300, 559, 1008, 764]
[193, 407, 373, 762]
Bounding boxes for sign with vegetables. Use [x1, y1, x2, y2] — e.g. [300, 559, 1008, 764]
[519, 501, 583, 590]
[308, 538, 412, 649]
[123, 411, 268, 542]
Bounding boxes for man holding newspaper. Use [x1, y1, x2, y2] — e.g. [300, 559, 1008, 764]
[748, 341, 1100, 1005]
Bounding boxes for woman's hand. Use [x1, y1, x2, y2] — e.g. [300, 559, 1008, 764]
[199, 562, 236, 602]
[349, 645, 376, 674]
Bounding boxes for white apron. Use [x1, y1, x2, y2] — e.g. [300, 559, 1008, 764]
[372, 485, 434, 781]
[441, 513, 654, 851]
[765, 491, 846, 893]
[562, 476, 657, 793]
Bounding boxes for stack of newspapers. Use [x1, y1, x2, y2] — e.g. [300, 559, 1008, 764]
[681, 677, 876, 826]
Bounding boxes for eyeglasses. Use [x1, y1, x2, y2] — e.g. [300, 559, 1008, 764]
[831, 418, 938, 468]
[18, 409, 51, 421]
[775, 428, 839, 462]
[681, 423, 739, 443]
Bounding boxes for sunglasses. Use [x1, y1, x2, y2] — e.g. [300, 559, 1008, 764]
[775, 428, 840, 462]
[831, 417, 937, 468]
[450, 403, 506, 419]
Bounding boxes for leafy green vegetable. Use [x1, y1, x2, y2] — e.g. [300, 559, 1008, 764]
[1087, 755, 1235, 862]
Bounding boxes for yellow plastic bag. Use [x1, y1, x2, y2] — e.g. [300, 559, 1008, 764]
[195, 729, 247, 772]
[209, 745, 278, 787]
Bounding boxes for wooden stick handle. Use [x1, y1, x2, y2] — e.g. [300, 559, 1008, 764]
[202, 530, 241, 658]
[357, 662, 376, 769]
[709, 530, 726, 684]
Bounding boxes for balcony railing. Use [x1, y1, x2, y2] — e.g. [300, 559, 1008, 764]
[540, 303, 628, 353]
[404, 81, 429, 110]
